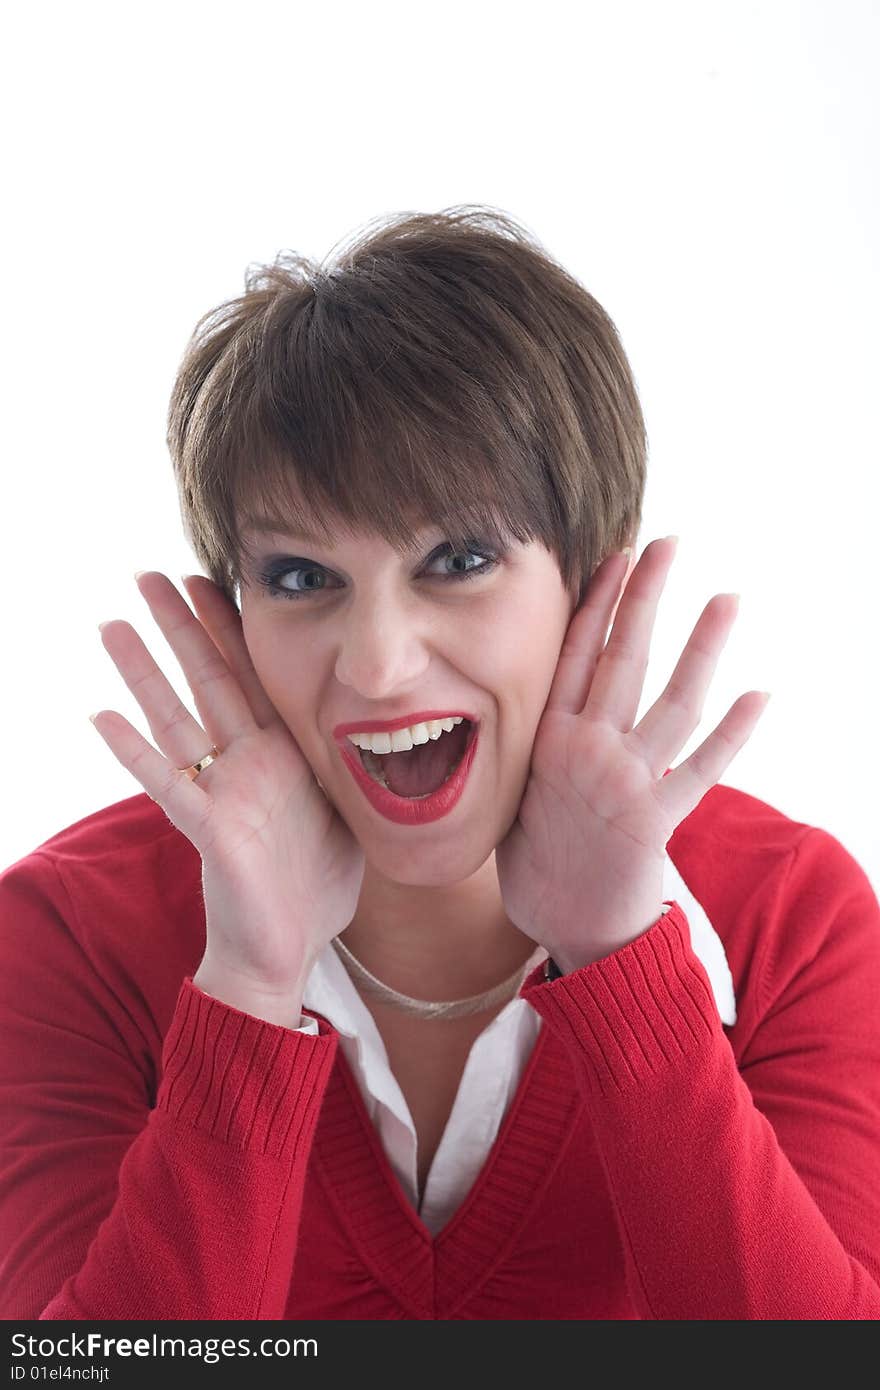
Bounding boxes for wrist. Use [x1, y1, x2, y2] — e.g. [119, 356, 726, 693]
[192, 956, 309, 1028]
[545, 906, 668, 978]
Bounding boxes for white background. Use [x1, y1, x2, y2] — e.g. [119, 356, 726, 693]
[2, 0, 877, 889]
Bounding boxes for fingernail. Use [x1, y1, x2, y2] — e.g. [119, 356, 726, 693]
[134, 571, 148, 581]
[664, 534, 680, 548]
[88, 713, 100, 725]
[98, 622, 109, 633]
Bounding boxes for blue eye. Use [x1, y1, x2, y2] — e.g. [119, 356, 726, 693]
[258, 542, 499, 602]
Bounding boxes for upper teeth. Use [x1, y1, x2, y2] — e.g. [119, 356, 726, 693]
[347, 716, 465, 754]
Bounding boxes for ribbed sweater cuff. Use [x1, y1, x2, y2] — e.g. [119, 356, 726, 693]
[518, 903, 721, 1099]
[155, 977, 338, 1162]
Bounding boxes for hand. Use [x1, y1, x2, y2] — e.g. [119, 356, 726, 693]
[91, 572, 365, 1015]
[495, 537, 770, 972]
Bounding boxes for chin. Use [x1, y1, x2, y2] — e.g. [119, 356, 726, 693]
[363, 832, 498, 888]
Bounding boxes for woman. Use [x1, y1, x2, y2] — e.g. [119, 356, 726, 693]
[1, 206, 878, 1320]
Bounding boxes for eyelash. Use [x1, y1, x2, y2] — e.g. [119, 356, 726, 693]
[257, 543, 500, 602]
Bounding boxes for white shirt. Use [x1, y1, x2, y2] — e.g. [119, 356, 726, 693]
[292, 853, 737, 1235]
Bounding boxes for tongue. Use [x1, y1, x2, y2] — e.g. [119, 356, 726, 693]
[384, 723, 469, 798]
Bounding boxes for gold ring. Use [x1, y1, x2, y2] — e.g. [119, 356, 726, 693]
[182, 746, 220, 781]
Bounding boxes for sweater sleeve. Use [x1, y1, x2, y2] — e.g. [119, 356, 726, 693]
[0, 855, 337, 1320]
[519, 828, 880, 1320]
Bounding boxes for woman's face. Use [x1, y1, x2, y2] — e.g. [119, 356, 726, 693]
[238, 520, 578, 884]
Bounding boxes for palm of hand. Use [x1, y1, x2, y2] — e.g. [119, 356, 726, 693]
[496, 537, 770, 969]
[92, 570, 365, 993]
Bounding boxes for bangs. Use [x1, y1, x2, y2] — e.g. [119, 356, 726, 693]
[232, 440, 537, 581]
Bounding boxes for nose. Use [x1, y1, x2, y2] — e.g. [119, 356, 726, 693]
[333, 590, 433, 698]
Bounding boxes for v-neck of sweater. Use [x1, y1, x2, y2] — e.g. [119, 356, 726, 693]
[308, 1012, 581, 1318]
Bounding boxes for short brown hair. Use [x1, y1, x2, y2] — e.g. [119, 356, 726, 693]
[166, 204, 646, 612]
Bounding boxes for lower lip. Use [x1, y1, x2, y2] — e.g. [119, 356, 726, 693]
[338, 727, 480, 826]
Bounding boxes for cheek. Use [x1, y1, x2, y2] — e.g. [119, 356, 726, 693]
[242, 618, 316, 726]
[483, 593, 569, 720]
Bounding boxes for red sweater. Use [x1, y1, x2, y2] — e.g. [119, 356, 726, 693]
[1, 783, 878, 1320]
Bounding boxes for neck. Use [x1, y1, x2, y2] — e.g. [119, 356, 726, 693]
[337, 853, 541, 1002]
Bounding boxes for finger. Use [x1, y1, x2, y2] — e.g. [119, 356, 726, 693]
[629, 592, 741, 776]
[545, 548, 632, 715]
[133, 572, 257, 744]
[89, 708, 210, 841]
[98, 617, 229, 772]
[583, 536, 679, 730]
[180, 574, 281, 729]
[657, 690, 772, 826]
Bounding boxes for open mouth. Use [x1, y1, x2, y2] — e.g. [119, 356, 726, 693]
[357, 718, 475, 800]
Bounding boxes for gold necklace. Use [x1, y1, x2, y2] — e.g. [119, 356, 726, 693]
[330, 935, 545, 1021]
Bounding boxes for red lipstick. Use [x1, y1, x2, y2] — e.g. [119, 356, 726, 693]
[332, 709, 478, 739]
[335, 719, 480, 826]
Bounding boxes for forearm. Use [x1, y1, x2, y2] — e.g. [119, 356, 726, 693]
[522, 904, 880, 1320]
[35, 979, 336, 1320]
